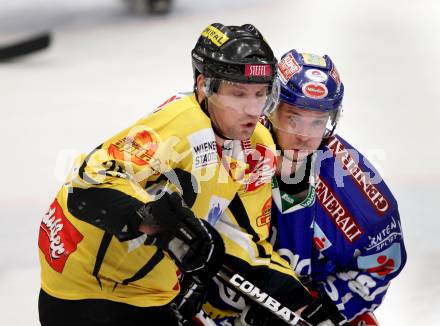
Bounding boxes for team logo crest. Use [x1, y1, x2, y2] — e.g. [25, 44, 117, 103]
[108, 129, 158, 166]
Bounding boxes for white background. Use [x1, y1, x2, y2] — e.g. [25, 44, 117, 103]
[1, 0, 439, 324]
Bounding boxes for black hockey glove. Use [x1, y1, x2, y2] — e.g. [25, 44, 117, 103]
[300, 294, 347, 326]
[240, 305, 272, 326]
[171, 274, 208, 323]
[138, 192, 224, 275]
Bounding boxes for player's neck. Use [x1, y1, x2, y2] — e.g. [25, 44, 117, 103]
[276, 154, 312, 200]
[276, 155, 307, 177]
[215, 135, 226, 147]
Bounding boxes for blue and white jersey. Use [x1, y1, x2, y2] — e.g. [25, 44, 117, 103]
[271, 134, 407, 321]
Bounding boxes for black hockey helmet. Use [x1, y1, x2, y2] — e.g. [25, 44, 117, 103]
[191, 23, 277, 86]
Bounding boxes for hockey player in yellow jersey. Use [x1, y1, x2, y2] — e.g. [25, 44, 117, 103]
[38, 23, 312, 326]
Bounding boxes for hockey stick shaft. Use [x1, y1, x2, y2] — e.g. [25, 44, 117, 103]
[0, 32, 51, 60]
[216, 267, 312, 326]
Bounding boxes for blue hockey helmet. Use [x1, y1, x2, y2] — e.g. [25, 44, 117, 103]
[265, 49, 344, 138]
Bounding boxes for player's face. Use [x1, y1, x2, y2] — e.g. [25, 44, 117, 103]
[198, 75, 270, 140]
[273, 102, 328, 162]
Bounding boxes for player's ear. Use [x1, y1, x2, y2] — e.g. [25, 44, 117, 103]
[196, 74, 206, 101]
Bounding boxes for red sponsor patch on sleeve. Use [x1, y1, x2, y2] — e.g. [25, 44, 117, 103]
[38, 199, 84, 273]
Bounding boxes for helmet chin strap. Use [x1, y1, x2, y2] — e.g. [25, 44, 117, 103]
[200, 97, 234, 141]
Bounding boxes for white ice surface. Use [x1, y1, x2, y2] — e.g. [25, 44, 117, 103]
[1, 0, 439, 325]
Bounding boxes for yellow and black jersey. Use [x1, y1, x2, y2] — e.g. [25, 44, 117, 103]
[38, 92, 289, 308]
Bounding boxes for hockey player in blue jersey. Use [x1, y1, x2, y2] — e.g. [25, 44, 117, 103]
[260, 49, 407, 325]
[199, 50, 406, 326]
